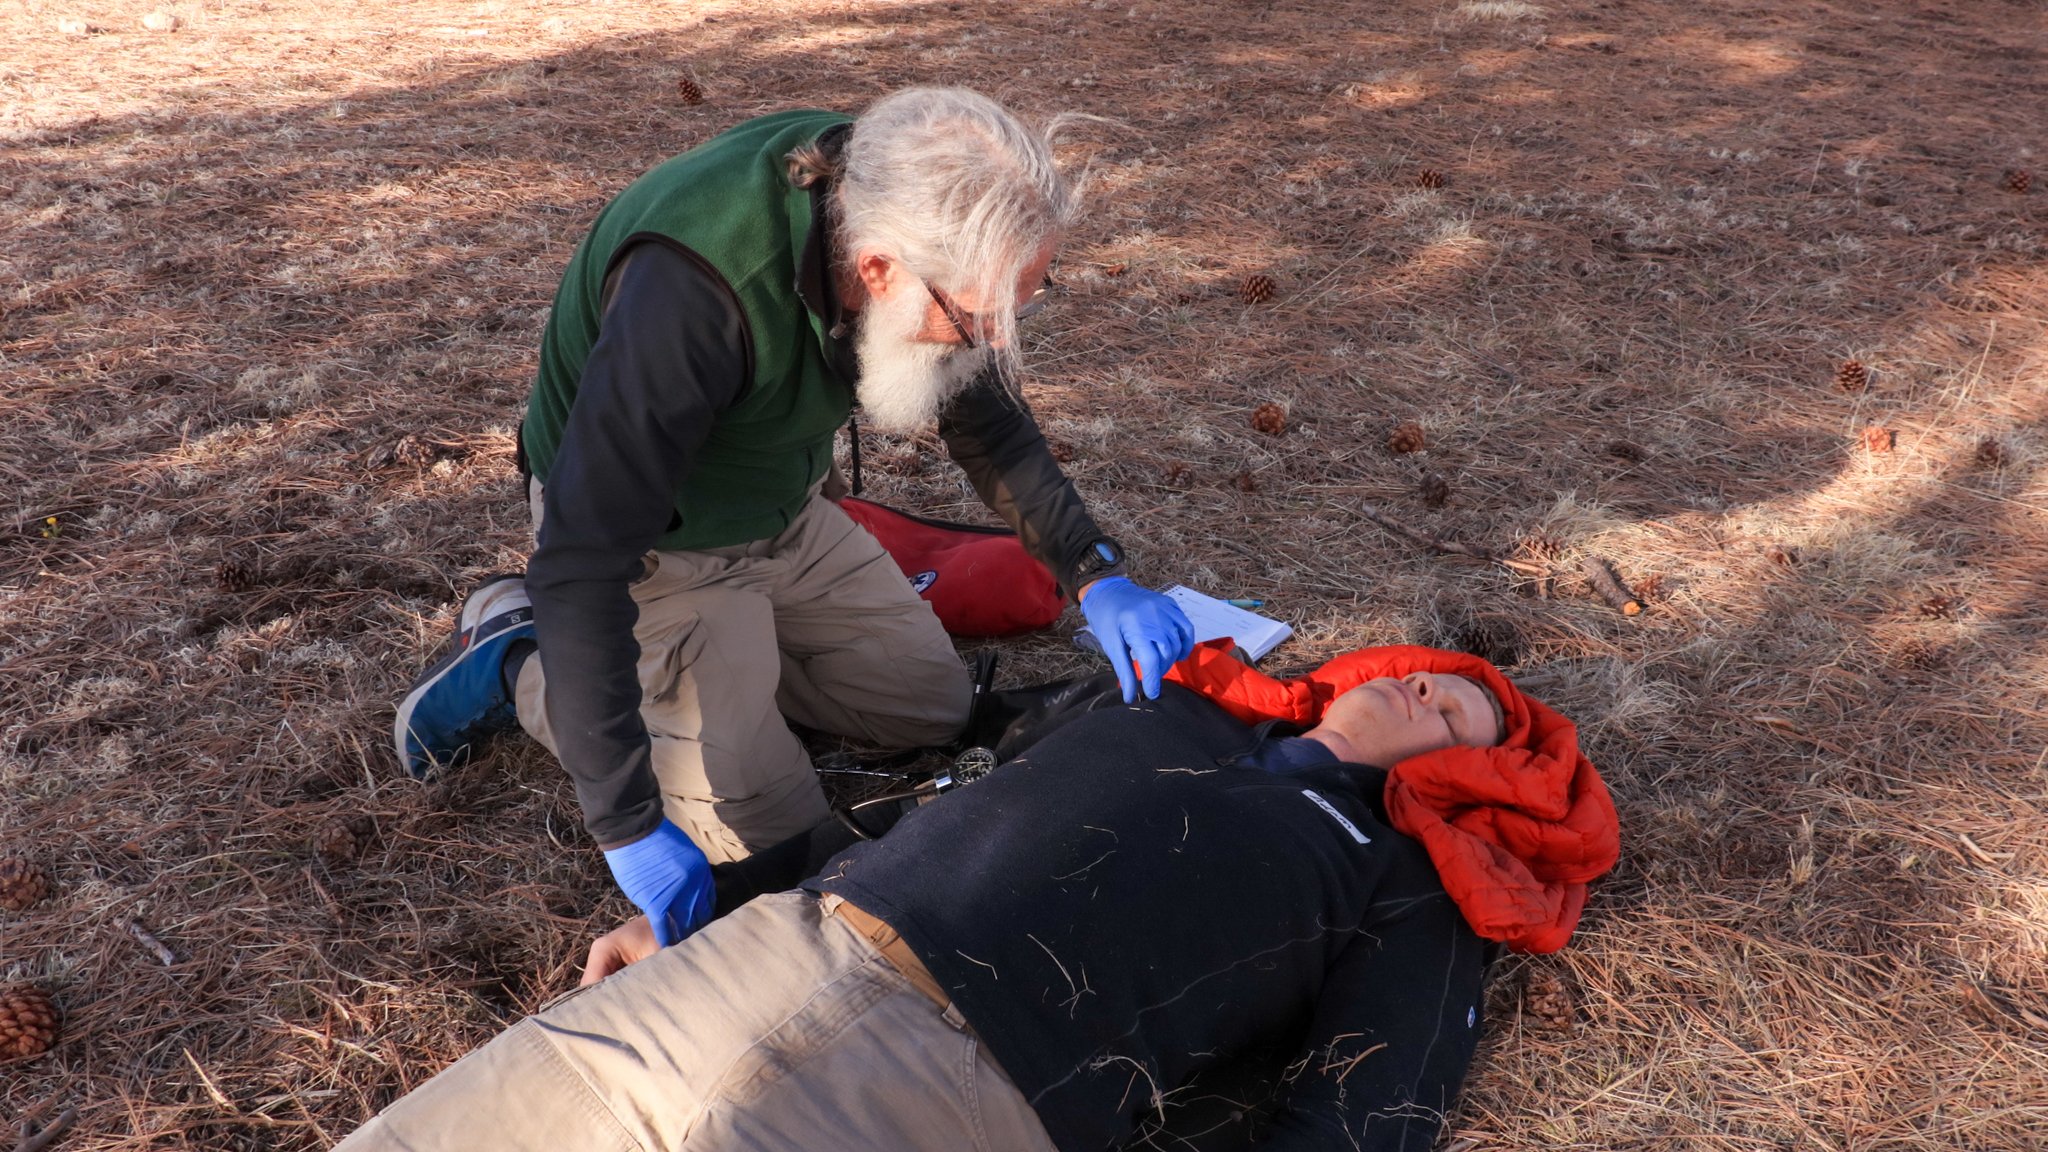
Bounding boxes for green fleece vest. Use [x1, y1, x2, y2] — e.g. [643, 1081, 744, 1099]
[522, 109, 856, 550]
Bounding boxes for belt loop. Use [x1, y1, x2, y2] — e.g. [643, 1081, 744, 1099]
[828, 897, 953, 1012]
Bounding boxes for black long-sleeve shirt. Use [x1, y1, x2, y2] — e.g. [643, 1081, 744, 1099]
[525, 239, 1115, 845]
[809, 686, 1489, 1152]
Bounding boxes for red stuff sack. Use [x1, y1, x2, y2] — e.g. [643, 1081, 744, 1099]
[837, 497, 1064, 638]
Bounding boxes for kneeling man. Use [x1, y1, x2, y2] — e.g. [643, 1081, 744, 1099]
[392, 85, 1194, 954]
[346, 645, 1617, 1152]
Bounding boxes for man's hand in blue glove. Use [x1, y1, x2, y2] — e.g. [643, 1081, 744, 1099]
[1079, 576, 1197, 703]
[601, 819, 716, 947]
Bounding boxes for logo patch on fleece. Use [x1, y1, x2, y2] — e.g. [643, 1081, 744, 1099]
[910, 570, 938, 594]
[1300, 790, 1370, 844]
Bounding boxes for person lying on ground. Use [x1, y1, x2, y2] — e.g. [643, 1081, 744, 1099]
[390, 85, 1194, 953]
[343, 644, 1618, 1152]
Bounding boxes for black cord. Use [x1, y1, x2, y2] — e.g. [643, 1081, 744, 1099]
[832, 785, 933, 840]
[847, 409, 863, 496]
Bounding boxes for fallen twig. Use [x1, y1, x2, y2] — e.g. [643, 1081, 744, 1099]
[125, 919, 177, 967]
[184, 1048, 237, 1111]
[1957, 977, 2048, 1031]
[16, 1106, 78, 1152]
[1958, 833, 2014, 866]
[1581, 555, 1642, 616]
[1358, 502, 1500, 563]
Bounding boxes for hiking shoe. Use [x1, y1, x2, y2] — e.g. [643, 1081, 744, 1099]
[393, 574, 534, 780]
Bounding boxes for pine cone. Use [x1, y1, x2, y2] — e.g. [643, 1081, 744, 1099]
[218, 559, 259, 592]
[393, 434, 435, 468]
[0, 985, 58, 1062]
[1974, 437, 2006, 468]
[1047, 440, 1076, 464]
[1520, 534, 1565, 565]
[1387, 422, 1427, 454]
[1250, 403, 1287, 436]
[677, 76, 705, 105]
[1894, 639, 1950, 672]
[1418, 471, 1450, 508]
[1162, 461, 1194, 488]
[1522, 971, 1573, 1030]
[2005, 168, 2031, 195]
[1233, 469, 1259, 493]
[1237, 274, 1275, 305]
[1417, 168, 1446, 190]
[1918, 592, 1959, 619]
[0, 858, 52, 913]
[1835, 359, 1868, 392]
[314, 817, 374, 867]
[1862, 426, 1895, 454]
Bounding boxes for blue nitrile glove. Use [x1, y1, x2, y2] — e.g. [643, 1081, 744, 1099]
[1080, 576, 1197, 704]
[601, 819, 716, 947]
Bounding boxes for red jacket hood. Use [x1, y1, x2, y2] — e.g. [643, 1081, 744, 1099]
[1164, 640, 1621, 953]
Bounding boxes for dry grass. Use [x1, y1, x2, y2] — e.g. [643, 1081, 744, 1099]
[1455, 2, 1550, 21]
[3, 0, 2045, 1147]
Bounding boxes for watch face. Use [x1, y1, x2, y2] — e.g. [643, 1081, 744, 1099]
[1091, 541, 1122, 567]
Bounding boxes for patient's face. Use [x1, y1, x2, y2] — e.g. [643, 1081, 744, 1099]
[1322, 672, 1503, 767]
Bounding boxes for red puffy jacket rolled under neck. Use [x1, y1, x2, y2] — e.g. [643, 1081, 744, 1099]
[1164, 640, 1620, 953]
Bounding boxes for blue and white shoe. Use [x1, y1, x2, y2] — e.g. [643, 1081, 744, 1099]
[393, 574, 534, 780]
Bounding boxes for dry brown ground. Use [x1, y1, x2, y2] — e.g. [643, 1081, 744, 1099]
[3, 0, 2045, 1147]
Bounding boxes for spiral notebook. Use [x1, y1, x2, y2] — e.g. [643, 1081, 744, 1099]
[1075, 585, 1292, 663]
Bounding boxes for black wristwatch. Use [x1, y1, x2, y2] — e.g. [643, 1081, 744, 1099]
[1072, 538, 1127, 586]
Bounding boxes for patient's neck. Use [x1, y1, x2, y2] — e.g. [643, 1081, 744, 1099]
[1300, 725, 1367, 765]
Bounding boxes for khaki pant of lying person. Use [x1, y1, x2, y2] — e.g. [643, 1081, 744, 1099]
[336, 891, 1056, 1151]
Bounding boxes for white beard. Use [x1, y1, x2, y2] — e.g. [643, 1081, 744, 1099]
[852, 283, 992, 434]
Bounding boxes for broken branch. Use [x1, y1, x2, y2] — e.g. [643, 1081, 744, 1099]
[125, 919, 177, 966]
[1358, 502, 1500, 563]
[1581, 555, 1642, 616]
[16, 1106, 78, 1152]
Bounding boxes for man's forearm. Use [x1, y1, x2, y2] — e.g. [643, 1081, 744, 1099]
[937, 374, 1114, 601]
[526, 565, 666, 845]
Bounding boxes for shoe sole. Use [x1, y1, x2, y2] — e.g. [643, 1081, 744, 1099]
[393, 574, 530, 779]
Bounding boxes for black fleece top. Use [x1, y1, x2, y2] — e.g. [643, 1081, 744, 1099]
[526, 238, 1114, 845]
[809, 685, 1487, 1152]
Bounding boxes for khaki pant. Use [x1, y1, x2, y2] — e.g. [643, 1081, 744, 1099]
[518, 483, 973, 862]
[336, 892, 1057, 1152]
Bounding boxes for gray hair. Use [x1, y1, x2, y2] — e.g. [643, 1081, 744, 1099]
[824, 87, 1080, 375]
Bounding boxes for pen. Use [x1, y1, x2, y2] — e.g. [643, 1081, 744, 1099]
[1226, 598, 1264, 609]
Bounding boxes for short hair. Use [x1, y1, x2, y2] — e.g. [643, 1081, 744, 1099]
[1472, 679, 1507, 747]
[828, 87, 1079, 377]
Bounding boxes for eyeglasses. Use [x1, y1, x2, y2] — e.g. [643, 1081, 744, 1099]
[924, 277, 1051, 349]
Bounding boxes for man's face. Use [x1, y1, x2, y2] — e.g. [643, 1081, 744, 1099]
[1321, 672, 1504, 767]
[902, 241, 1056, 348]
[850, 242, 1055, 433]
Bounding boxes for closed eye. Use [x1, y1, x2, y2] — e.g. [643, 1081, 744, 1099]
[1442, 700, 1472, 746]
[1441, 694, 1487, 748]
